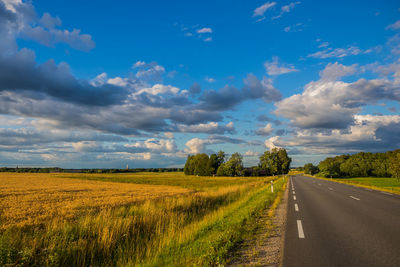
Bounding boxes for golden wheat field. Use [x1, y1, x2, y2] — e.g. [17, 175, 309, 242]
[0, 172, 190, 229]
[0, 171, 286, 266]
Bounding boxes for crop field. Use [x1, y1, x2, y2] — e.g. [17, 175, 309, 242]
[0, 172, 286, 266]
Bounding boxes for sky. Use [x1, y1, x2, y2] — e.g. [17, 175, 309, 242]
[0, 0, 399, 168]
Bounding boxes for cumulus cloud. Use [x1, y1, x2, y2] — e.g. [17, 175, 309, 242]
[179, 122, 235, 134]
[184, 135, 244, 154]
[1, 0, 95, 51]
[276, 115, 400, 154]
[255, 123, 273, 136]
[197, 74, 281, 111]
[319, 62, 357, 81]
[189, 82, 201, 95]
[242, 74, 282, 102]
[275, 63, 400, 130]
[264, 56, 298, 75]
[132, 61, 165, 82]
[264, 136, 281, 150]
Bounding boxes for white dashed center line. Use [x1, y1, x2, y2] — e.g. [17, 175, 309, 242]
[297, 220, 305, 238]
[329, 187, 333, 191]
[349, 196, 360, 201]
[293, 195, 296, 200]
[295, 203, 299, 211]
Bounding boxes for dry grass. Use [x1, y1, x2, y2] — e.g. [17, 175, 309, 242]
[0, 172, 285, 266]
[0, 172, 190, 229]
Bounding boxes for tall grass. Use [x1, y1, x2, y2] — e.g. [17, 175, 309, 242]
[0, 173, 286, 266]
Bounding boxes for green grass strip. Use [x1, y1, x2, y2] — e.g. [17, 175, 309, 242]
[141, 177, 286, 267]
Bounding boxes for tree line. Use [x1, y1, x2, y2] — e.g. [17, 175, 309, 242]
[0, 167, 184, 173]
[303, 149, 400, 180]
[184, 148, 291, 176]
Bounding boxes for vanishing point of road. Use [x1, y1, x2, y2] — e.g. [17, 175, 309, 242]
[283, 175, 400, 267]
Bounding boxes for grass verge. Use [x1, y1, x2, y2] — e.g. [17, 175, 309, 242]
[304, 174, 400, 195]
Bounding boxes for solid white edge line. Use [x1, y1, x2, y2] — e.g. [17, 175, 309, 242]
[297, 220, 305, 238]
[295, 203, 299, 211]
[349, 196, 360, 201]
[381, 191, 392, 195]
[293, 195, 296, 200]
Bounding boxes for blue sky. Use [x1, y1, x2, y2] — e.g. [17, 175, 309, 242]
[0, 0, 399, 168]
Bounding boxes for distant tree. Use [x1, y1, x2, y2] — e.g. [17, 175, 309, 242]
[217, 153, 243, 176]
[278, 148, 291, 174]
[259, 150, 272, 175]
[304, 163, 319, 175]
[184, 154, 212, 176]
[259, 148, 291, 175]
[184, 155, 195, 175]
[207, 151, 225, 175]
[193, 153, 211, 176]
[216, 163, 227, 176]
[318, 155, 348, 178]
[388, 150, 400, 181]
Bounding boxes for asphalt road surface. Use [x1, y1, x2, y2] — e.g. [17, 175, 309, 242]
[282, 175, 400, 267]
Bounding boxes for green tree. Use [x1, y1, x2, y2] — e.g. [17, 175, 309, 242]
[193, 153, 211, 176]
[304, 163, 319, 175]
[219, 153, 243, 176]
[216, 163, 227, 176]
[207, 151, 225, 175]
[183, 155, 195, 175]
[388, 150, 400, 181]
[259, 148, 291, 175]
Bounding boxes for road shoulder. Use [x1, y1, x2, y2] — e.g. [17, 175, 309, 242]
[228, 179, 289, 266]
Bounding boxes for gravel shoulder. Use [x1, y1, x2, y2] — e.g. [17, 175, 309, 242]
[228, 181, 289, 267]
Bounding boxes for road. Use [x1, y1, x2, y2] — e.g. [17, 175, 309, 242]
[282, 175, 400, 267]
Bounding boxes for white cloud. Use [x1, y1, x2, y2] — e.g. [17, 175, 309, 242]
[184, 138, 208, 154]
[264, 136, 281, 150]
[386, 20, 400, 30]
[275, 63, 400, 130]
[205, 76, 216, 83]
[272, 1, 301, 19]
[244, 150, 259, 157]
[319, 62, 357, 81]
[277, 115, 400, 154]
[253, 2, 276, 17]
[197, 27, 212, 34]
[164, 132, 174, 139]
[178, 122, 235, 134]
[283, 23, 303, 32]
[136, 84, 180, 95]
[203, 37, 212, 42]
[308, 46, 362, 58]
[184, 135, 244, 154]
[318, 42, 329, 48]
[281, 2, 300, 13]
[255, 123, 273, 136]
[264, 56, 298, 75]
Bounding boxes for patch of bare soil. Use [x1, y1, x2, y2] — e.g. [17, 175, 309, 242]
[228, 183, 289, 267]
